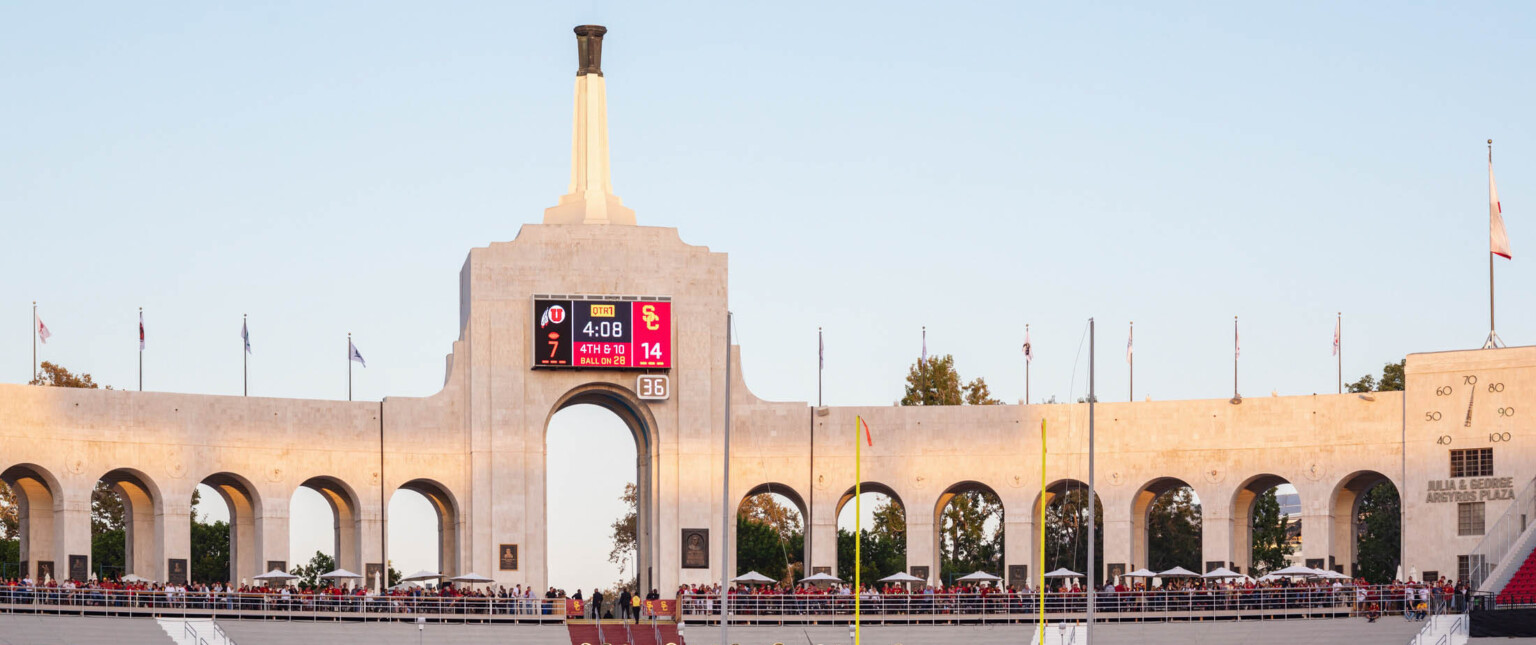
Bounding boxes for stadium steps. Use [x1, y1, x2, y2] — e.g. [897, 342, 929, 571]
[0, 613, 175, 645]
[156, 618, 234, 645]
[1497, 540, 1536, 606]
[566, 620, 685, 645]
[215, 620, 571, 644]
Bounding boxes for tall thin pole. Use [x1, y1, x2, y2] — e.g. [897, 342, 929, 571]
[1488, 139, 1498, 348]
[817, 327, 823, 408]
[1087, 317, 1096, 635]
[1128, 321, 1134, 402]
[1036, 418, 1046, 641]
[139, 307, 143, 392]
[1025, 324, 1031, 405]
[719, 312, 733, 645]
[243, 314, 248, 397]
[1337, 312, 1342, 394]
[348, 332, 353, 402]
[32, 301, 37, 383]
[1233, 316, 1239, 399]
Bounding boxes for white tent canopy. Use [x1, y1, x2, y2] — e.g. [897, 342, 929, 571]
[401, 570, 443, 582]
[733, 571, 776, 584]
[1157, 566, 1200, 578]
[449, 573, 496, 584]
[253, 569, 297, 581]
[320, 568, 364, 580]
[800, 572, 843, 583]
[1122, 568, 1159, 578]
[1270, 565, 1322, 577]
[956, 571, 1002, 582]
[1201, 567, 1243, 579]
[1043, 568, 1083, 578]
[120, 574, 150, 583]
[879, 572, 925, 583]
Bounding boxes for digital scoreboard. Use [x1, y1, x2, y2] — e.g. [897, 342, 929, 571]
[533, 298, 672, 369]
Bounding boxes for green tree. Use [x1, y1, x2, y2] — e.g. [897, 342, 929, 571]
[872, 498, 906, 538]
[290, 551, 337, 589]
[901, 355, 1001, 406]
[1250, 488, 1294, 575]
[1043, 488, 1103, 586]
[1354, 482, 1401, 584]
[736, 515, 804, 584]
[29, 361, 110, 389]
[1, 481, 17, 574]
[739, 493, 803, 542]
[939, 490, 1003, 583]
[607, 483, 638, 586]
[1146, 488, 1202, 573]
[1347, 359, 1405, 393]
[836, 526, 905, 584]
[190, 519, 231, 584]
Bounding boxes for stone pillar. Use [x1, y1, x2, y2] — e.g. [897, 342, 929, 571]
[1003, 517, 1034, 588]
[808, 495, 838, 576]
[159, 496, 192, 584]
[1103, 517, 1134, 574]
[1202, 506, 1234, 573]
[228, 494, 259, 584]
[1230, 502, 1253, 574]
[55, 488, 91, 582]
[256, 498, 290, 575]
[359, 500, 384, 587]
[907, 505, 936, 586]
[1300, 513, 1332, 571]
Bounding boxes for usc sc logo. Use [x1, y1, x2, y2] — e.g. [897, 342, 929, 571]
[641, 304, 660, 330]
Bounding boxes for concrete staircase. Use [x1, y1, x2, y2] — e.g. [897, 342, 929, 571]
[567, 619, 685, 645]
[698, 619, 1424, 645]
[216, 621, 570, 644]
[0, 614, 174, 645]
[156, 618, 235, 645]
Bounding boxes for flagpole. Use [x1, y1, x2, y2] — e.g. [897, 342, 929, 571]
[1037, 417, 1046, 641]
[817, 327, 823, 408]
[1025, 324, 1030, 405]
[1336, 312, 1342, 394]
[32, 301, 38, 383]
[1233, 316, 1239, 399]
[854, 415, 863, 645]
[139, 307, 143, 392]
[1087, 317, 1096, 636]
[348, 332, 353, 402]
[1487, 139, 1499, 349]
[718, 311, 733, 645]
[1128, 321, 1134, 402]
[243, 314, 248, 397]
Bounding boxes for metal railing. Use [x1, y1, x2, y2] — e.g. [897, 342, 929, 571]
[679, 585, 1469, 624]
[1467, 476, 1536, 592]
[0, 587, 570, 623]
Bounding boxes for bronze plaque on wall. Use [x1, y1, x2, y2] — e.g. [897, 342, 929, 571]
[499, 544, 520, 571]
[36, 561, 52, 581]
[1305, 558, 1324, 570]
[681, 529, 709, 569]
[1008, 565, 1029, 587]
[365, 563, 384, 588]
[812, 566, 831, 575]
[68, 555, 88, 582]
[1107, 563, 1126, 580]
[910, 566, 930, 583]
[267, 560, 287, 573]
[168, 558, 188, 585]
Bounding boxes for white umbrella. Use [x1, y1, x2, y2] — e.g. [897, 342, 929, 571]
[253, 569, 298, 582]
[1270, 565, 1322, 577]
[120, 574, 150, 583]
[401, 569, 443, 582]
[1157, 566, 1200, 578]
[1319, 569, 1351, 580]
[1043, 568, 1083, 578]
[956, 571, 1002, 583]
[320, 568, 364, 580]
[1121, 568, 1158, 578]
[449, 573, 495, 584]
[879, 572, 925, 583]
[732, 571, 775, 584]
[800, 572, 843, 584]
[1201, 567, 1243, 579]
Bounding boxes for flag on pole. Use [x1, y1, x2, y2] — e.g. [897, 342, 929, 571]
[1235, 321, 1240, 359]
[920, 328, 927, 366]
[1126, 327, 1133, 363]
[1332, 318, 1340, 356]
[860, 416, 873, 447]
[1491, 159, 1512, 259]
[1023, 329, 1032, 363]
[139, 311, 145, 351]
[349, 339, 366, 367]
[241, 320, 251, 354]
[818, 332, 824, 370]
[36, 313, 51, 344]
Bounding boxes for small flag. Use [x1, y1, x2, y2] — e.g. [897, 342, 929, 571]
[349, 339, 366, 367]
[1332, 318, 1340, 357]
[1235, 320, 1240, 359]
[920, 328, 927, 366]
[1022, 329, 1032, 363]
[1126, 327, 1133, 364]
[818, 330, 824, 370]
[1491, 159, 1511, 260]
[139, 311, 145, 351]
[36, 313, 51, 344]
[241, 320, 251, 354]
[860, 416, 873, 447]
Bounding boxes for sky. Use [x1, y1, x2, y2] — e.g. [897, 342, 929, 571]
[4, 2, 1534, 590]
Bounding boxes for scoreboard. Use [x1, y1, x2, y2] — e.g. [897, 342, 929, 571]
[533, 298, 672, 369]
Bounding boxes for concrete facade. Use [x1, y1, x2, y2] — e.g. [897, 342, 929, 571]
[2, 25, 1532, 593]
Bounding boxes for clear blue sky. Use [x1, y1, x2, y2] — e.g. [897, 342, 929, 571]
[4, 2, 1532, 590]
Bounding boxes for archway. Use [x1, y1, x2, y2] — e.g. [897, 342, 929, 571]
[736, 484, 808, 586]
[389, 479, 460, 580]
[1331, 471, 1400, 581]
[1232, 474, 1298, 576]
[0, 464, 61, 581]
[191, 472, 261, 585]
[835, 483, 906, 584]
[544, 383, 659, 597]
[1131, 477, 1202, 573]
[93, 468, 162, 581]
[290, 475, 363, 579]
[1033, 479, 1103, 587]
[934, 481, 1004, 586]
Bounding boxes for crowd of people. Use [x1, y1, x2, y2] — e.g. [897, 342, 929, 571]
[676, 576, 1475, 618]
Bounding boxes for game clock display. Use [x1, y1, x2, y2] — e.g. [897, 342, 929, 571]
[533, 299, 672, 369]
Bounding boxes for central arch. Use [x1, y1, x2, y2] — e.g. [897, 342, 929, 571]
[1131, 477, 1202, 573]
[543, 382, 662, 594]
[834, 482, 907, 583]
[1231, 473, 1296, 576]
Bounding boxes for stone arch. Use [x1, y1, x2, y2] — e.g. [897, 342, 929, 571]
[831, 482, 907, 581]
[93, 467, 164, 579]
[735, 483, 810, 584]
[297, 475, 364, 573]
[195, 471, 264, 584]
[1130, 476, 1202, 573]
[1, 463, 62, 580]
[934, 481, 1005, 585]
[1230, 473, 1295, 576]
[543, 382, 662, 593]
[392, 478, 462, 578]
[1031, 479, 1103, 586]
[1329, 470, 1399, 578]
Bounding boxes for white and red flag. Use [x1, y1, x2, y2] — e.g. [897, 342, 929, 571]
[860, 416, 873, 447]
[139, 311, 145, 351]
[36, 313, 51, 344]
[1491, 159, 1512, 259]
[1022, 329, 1033, 363]
[1332, 318, 1340, 356]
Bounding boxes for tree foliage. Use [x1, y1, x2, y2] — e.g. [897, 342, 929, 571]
[836, 497, 906, 584]
[1146, 488, 1202, 573]
[191, 519, 231, 584]
[736, 493, 804, 585]
[607, 483, 638, 583]
[901, 355, 1000, 406]
[1355, 482, 1401, 584]
[939, 490, 1003, 583]
[290, 551, 337, 589]
[1250, 488, 1294, 575]
[30, 361, 110, 389]
[1346, 359, 1405, 393]
[1044, 488, 1103, 586]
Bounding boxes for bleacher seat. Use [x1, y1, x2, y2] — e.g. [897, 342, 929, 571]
[1497, 547, 1536, 606]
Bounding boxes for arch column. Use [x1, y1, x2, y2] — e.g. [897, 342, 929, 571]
[1202, 505, 1233, 572]
[158, 495, 191, 583]
[1003, 515, 1033, 588]
[809, 499, 838, 575]
[1104, 515, 1132, 575]
[257, 487, 290, 573]
[1300, 512, 1332, 570]
[56, 487, 92, 581]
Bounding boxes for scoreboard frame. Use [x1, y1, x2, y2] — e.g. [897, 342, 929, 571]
[530, 295, 674, 371]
